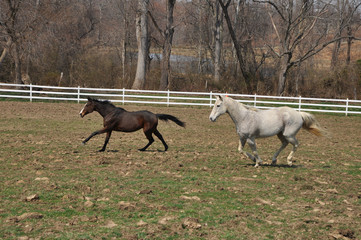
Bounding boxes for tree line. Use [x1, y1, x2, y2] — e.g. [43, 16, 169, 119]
[1, 0, 361, 98]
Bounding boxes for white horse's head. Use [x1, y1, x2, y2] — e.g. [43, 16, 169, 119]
[209, 95, 227, 122]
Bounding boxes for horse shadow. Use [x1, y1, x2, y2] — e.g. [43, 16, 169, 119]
[243, 163, 304, 168]
[104, 149, 166, 153]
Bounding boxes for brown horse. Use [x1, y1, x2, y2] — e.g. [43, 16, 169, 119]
[79, 97, 185, 152]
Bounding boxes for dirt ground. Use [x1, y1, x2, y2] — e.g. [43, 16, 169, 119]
[0, 100, 360, 239]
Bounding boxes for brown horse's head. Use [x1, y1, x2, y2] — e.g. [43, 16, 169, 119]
[79, 97, 96, 118]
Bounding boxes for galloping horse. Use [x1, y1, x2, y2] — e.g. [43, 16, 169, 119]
[209, 95, 323, 167]
[80, 98, 185, 152]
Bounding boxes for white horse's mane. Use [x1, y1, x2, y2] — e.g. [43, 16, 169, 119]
[225, 97, 259, 112]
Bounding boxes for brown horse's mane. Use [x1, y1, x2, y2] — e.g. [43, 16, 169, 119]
[90, 98, 125, 110]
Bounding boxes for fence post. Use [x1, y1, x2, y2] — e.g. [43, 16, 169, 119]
[346, 98, 349, 116]
[30, 84, 32, 102]
[254, 94, 257, 107]
[122, 88, 125, 105]
[210, 91, 213, 107]
[77, 86, 80, 103]
[167, 89, 170, 107]
[298, 96, 302, 112]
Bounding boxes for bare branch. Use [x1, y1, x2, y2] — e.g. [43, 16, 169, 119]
[253, 0, 286, 22]
[148, 10, 164, 38]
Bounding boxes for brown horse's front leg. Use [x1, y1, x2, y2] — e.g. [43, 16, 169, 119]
[82, 128, 108, 146]
[99, 131, 112, 152]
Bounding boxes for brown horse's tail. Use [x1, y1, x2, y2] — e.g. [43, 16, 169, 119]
[156, 114, 185, 127]
[300, 112, 324, 136]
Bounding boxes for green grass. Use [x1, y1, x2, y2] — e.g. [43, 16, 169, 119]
[0, 101, 361, 239]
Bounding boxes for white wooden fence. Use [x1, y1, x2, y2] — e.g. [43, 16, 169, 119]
[1, 82, 361, 115]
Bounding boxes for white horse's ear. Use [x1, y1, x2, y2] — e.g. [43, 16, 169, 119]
[218, 95, 223, 101]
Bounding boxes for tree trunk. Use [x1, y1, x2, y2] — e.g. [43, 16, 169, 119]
[197, 1, 205, 74]
[277, 55, 292, 96]
[214, 1, 223, 84]
[132, 0, 149, 89]
[346, 26, 352, 65]
[0, 39, 12, 67]
[331, 38, 341, 68]
[0, 48, 9, 67]
[121, 38, 127, 84]
[13, 43, 23, 86]
[278, 70, 287, 96]
[218, 0, 252, 92]
[159, 0, 176, 90]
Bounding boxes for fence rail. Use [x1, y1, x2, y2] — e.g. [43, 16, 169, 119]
[1, 82, 361, 115]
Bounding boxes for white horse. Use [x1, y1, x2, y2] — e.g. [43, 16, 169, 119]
[209, 95, 323, 167]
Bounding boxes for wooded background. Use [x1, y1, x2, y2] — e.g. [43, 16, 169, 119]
[1, 0, 361, 98]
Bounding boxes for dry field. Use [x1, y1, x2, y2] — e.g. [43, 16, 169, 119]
[0, 100, 361, 239]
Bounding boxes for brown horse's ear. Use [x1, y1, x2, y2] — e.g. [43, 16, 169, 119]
[87, 97, 93, 102]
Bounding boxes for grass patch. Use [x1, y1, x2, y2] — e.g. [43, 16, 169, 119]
[0, 101, 360, 239]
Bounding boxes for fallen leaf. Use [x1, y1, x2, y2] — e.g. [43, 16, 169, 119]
[255, 198, 272, 205]
[180, 196, 201, 201]
[17, 212, 43, 221]
[24, 194, 39, 202]
[104, 220, 117, 228]
[182, 218, 201, 229]
[34, 177, 49, 181]
[138, 189, 153, 195]
[158, 216, 174, 225]
[137, 220, 148, 227]
[326, 189, 338, 194]
[118, 201, 135, 211]
[84, 201, 94, 208]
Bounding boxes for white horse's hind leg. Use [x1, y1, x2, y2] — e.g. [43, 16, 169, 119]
[238, 139, 243, 152]
[285, 137, 299, 166]
[272, 133, 289, 165]
[247, 138, 262, 167]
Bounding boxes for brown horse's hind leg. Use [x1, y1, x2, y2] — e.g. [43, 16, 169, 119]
[139, 130, 155, 151]
[154, 129, 168, 151]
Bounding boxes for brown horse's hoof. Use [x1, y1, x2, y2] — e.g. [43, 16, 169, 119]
[138, 148, 146, 151]
[98, 149, 105, 152]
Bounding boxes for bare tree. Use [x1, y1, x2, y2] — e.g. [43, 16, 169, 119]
[254, 0, 349, 95]
[132, 0, 149, 89]
[330, 0, 361, 67]
[0, 0, 40, 85]
[149, 0, 176, 90]
[113, 0, 135, 84]
[219, 0, 261, 92]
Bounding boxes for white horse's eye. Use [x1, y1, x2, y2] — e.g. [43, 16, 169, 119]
[217, 104, 221, 107]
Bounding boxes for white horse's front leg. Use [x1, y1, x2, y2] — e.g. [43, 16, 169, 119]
[246, 138, 262, 167]
[238, 138, 255, 162]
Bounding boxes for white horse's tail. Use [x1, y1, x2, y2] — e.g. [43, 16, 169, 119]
[300, 112, 323, 136]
